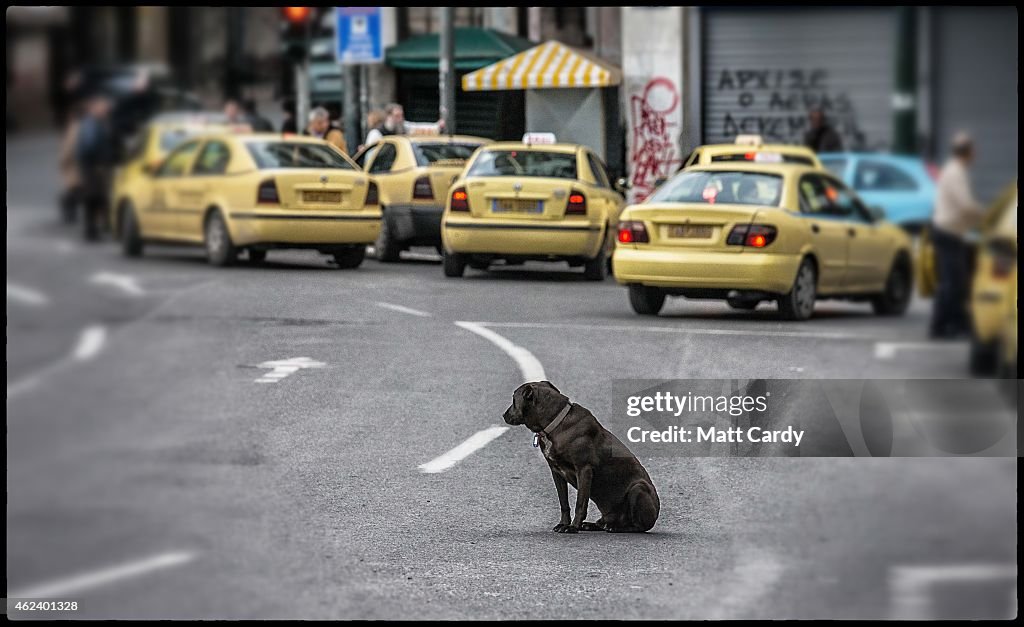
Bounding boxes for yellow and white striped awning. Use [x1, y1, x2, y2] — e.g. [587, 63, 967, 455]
[462, 41, 621, 92]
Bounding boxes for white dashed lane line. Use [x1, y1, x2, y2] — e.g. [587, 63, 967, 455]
[375, 301, 432, 317]
[89, 271, 146, 297]
[8, 551, 196, 599]
[874, 341, 967, 359]
[7, 282, 50, 307]
[7, 325, 108, 401]
[888, 563, 1017, 619]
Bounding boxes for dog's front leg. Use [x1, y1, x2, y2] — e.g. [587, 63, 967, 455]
[567, 466, 593, 533]
[550, 466, 572, 533]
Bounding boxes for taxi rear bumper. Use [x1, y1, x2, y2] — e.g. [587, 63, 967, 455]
[443, 219, 605, 258]
[613, 246, 801, 294]
[228, 210, 382, 247]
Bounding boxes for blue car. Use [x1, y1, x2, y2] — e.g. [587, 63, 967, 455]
[819, 153, 937, 231]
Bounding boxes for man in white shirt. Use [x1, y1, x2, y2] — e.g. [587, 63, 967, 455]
[930, 132, 983, 339]
[363, 103, 445, 147]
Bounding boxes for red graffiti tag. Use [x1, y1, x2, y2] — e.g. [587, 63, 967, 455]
[630, 77, 682, 202]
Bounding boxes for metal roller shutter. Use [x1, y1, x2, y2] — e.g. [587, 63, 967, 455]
[702, 7, 896, 151]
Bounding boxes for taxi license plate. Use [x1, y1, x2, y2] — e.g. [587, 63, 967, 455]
[492, 199, 542, 213]
[303, 191, 342, 203]
[668, 224, 713, 239]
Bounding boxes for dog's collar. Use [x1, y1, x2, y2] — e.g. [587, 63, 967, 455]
[532, 403, 572, 448]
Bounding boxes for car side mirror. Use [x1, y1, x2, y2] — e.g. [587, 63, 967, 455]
[614, 177, 630, 193]
[141, 160, 161, 176]
[653, 177, 667, 189]
[868, 205, 886, 222]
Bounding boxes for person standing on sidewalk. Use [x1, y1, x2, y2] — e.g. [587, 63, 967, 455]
[75, 93, 115, 242]
[929, 132, 984, 339]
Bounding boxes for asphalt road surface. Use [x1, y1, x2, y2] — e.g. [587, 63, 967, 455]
[6, 133, 1017, 620]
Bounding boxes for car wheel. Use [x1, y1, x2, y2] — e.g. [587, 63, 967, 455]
[333, 246, 366, 269]
[120, 202, 144, 258]
[872, 256, 913, 316]
[248, 249, 267, 264]
[583, 244, 608, 281]
[727, 297, 759, 310]
[778, 258, 817, 321]
[204, 210, 237, 267]
[443, 250, 466, 278]
[969, 334, 999, 376]
[628, 284, 665, 316]
[375, 213, 402, 262]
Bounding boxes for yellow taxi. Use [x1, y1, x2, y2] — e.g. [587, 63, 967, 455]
[680, 135, 824, 169]
[111, 133, 380, 268]
[352, 134, 491, 261]
[613, 162, 914, 320]
[440, 134, 626, 280]
[968, 183, 1017, 377]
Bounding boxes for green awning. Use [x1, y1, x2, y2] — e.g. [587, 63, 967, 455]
[385, 27, 536, 71]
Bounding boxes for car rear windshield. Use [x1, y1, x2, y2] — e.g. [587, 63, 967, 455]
[246, 142, 355, 170]
[159, 127, 209, 152]
[711, 153, 815, 166]
[413, 143, 482, 167]
[819, 158, 847, 177]
[649, 170, 784, 206]
[466, 150, 577, 179]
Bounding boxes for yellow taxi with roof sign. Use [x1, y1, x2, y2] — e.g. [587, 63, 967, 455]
[352, 133, 491, 261]
[613, 161, 914, 320]
[680, 135, 824, 170]
[440, 133, 626, 280]
[112, 132, 380, 268]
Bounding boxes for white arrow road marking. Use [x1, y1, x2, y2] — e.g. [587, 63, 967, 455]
[888, 563, 1017, 619]
[89, 271, 145, 297]
[7, 283, 50, 307]
[875, 341, 967, 359]
[255, 356, 326, 383]
[419, 426, 510, 474]
[376, 301, 432, 317]
[7, 325, 108, 401]
[8, 551, 196, 599]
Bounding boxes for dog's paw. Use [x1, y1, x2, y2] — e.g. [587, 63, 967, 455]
[552, 523, 570, 533]
[580, 521, 604, 532]
[559, 525, 579, 534]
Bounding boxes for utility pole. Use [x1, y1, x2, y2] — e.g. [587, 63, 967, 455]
[344, 64, 360, 154]
[439, 7, 455, 136]
[892, 6, 917, 154]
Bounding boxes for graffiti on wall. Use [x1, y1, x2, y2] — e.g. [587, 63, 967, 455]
[713, 68, 879, 150]
[629, 77, 683, 202]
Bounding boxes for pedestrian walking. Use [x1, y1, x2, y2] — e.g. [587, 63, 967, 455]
[929, 132, 984, 339]
[280, 99, 298, 134]
[305, 106, 347, 154]
[804, 108, 844, 153]
[58, 103, 84, 224]
[75, 93, 115, 242]
[243, 99, 274, 132]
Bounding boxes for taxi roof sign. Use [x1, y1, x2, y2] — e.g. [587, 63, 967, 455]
[753, 152, 783, 163]
[522, 132, 556, 146]
[734, 134, 764, 147]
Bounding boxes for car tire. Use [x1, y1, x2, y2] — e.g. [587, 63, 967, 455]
[443, 250, 466, 278]
[248, 249, 267, 264]
[583, 243, 608, 281]
[333, 246, 366, 269]
[375, 213, 402, 262]
[872, 256, 913, 316]
[969, 334, 999, 376]
[777, 258, 817, 321]
[204, 210, 237, 267]
[120, 202, 144, 258]
[727, 297, 759, 310]
[628, 284, 665, 316]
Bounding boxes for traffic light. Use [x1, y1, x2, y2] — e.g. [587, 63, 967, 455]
[281, 7, 313, 63]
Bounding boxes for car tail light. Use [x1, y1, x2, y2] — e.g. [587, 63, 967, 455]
[364, 181, 379, 207]
[450, 187, 469, 212]
[257, 179, 279, 205]
[727, 224, 777, 247]
[618, 220, 650, 244]
[566, 190, 587, 215]
[413, 175, 433, 200]
[987, 240, 1017, 279]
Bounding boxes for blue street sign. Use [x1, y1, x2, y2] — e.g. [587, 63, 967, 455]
[334, 7, 383, 65]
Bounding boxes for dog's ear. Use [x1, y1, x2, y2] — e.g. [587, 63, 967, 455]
[523, 385, 534, 402]
[541, 381, 560, 394]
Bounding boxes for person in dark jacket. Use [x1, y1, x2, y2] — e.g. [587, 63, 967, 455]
[804, 108, 844, 153]
[243, 98, 274, 132]
[75, 93, 115, 241]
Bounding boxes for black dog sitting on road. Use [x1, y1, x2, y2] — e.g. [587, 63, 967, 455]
[503, 381, 660, 533]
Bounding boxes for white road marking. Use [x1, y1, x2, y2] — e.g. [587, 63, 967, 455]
[254, 356, 326, 383]
[7, 283, 50, 307]
[376, 301, 432, 317]
[7, 325, 108, 401]
[8, 551, 196, 599]
[90, 271, 145, 297]
[707, 550, 784, 619]
[888, 563, 1017, 619]
[475, 320, 880, 342]
[455, 321, 547, 382]
[875, 341, 967, 359]
[418, 426, 510, 474]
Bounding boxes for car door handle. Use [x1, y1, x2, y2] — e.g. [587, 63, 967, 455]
[811, 224, 820, 234]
